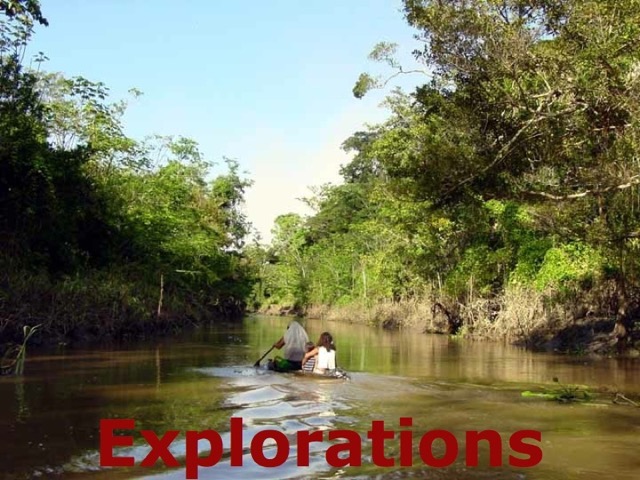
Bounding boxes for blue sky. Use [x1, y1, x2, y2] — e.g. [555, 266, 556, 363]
[28, 0, 424, 242]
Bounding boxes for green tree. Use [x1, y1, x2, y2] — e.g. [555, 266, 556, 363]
[0, 0, 47, 25]
[348, 0, 640, 334]
[0, 1, 257, 347]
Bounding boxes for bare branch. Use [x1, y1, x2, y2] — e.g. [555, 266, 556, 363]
[441, 101, 581, 200]
[378, 67, 429, 89]
[525, 175, 640, 201]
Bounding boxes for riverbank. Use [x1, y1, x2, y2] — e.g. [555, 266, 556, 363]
[256, 287, 640, 358]
[4, 271, 639, 369]
[0, 267, 245, 365]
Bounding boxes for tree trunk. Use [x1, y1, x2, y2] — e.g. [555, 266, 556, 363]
[611, 281, 635, 353]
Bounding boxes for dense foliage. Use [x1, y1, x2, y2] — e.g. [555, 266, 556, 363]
[0, 1, 253, 344]
[3, 0, 640, 352]
[255, 0, 640, 350]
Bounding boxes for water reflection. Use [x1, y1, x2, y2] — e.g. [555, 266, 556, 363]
[0, 315, 638, 480]
[249, 316, 640, 391]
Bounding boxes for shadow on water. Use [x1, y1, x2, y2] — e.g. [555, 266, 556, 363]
[1, 315, 639, 479]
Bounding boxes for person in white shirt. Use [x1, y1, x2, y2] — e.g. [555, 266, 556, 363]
[272, 320, 309, 370]
[301, 331, 336, 375]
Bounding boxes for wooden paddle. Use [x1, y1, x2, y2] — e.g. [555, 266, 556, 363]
[253, 345, 275, 367]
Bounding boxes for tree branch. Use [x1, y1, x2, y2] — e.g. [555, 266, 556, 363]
[439, 103, 582, 202]
[525, 175, 640, 201]
[379, 67, 429, 89]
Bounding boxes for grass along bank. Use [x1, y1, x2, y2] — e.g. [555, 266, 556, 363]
[299, 286, 640, 357]
[0, 267, 246, 354]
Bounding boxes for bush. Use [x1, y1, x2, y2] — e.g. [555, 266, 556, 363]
[534, 243, 604, 292]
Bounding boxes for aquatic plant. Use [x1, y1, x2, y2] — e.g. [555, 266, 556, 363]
[521, 377, 593, 403]
[550, 377, 593, 403]
[0, 324, 41, 375]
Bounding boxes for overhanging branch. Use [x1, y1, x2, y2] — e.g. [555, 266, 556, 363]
[526, 175, 640, 201]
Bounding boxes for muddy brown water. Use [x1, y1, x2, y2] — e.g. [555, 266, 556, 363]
[1, 315, 639, 479]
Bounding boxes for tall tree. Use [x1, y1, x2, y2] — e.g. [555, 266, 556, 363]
[349, 0, 640, 336]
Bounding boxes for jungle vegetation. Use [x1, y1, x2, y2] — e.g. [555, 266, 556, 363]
[2, 1, 640, 355]
[252, 0, 640, 353]
[0, 0, 254, 347]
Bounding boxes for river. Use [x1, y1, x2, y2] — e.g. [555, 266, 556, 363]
[1, 315, 639, 479]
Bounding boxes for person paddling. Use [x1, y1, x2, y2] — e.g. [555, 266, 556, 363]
[270, 320, 309, 371]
